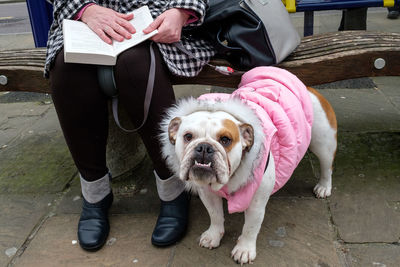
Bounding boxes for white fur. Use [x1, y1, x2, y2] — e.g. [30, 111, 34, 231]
[308, 92, 337, 198]
[160, 97, 266, 193]
[231, 152, 275, 264]
[197, 186, 225, 249]
[174, 111, 241, 190]
[161, 90, 337, 265]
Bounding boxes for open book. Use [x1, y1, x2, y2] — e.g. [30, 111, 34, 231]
[63, 5, 158, 65]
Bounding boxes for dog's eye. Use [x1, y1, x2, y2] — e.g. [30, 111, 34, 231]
[184, 133, 193, 142]
[220, 136, 231, 146]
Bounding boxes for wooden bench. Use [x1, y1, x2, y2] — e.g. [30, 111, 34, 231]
[1, 31, 399, 178]
[1, 31, 400, 92]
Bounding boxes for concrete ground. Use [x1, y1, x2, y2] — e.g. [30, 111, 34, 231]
[1, 3, 400, 267]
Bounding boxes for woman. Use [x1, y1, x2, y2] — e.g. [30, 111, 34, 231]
[45, 0, 215, 251]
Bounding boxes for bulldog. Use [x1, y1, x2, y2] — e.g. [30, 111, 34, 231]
[159, 67, 337, 264]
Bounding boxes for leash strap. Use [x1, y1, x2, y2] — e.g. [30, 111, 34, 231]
[173, 42, 244, 76]
[97, 42, 156, 133]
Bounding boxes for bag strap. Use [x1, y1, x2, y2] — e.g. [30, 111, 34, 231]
[173, 42, 244, 76]
[97, 42, 156, 133]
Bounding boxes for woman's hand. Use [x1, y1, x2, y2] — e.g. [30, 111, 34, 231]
[81, 5, 136, 44]
[143, 8, 189, 43]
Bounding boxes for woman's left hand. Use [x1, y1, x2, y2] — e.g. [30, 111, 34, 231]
[143, 8, 189, 43]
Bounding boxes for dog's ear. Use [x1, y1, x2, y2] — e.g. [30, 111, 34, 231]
[239, 123, 254, 152]
[168, 117, 182, 145]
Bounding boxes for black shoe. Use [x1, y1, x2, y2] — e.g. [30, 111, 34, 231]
[78, 192, 113, 251]
[387, 10, 400, 19]
[151, 191, 190, 246]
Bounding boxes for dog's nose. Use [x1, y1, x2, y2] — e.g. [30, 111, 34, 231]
[195, 143, 214, 155]
[195, 143, 214, 164]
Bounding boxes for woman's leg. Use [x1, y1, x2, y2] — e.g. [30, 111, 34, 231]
[114, 41, 189, 246]
[50, 49, 109, 181]
[114, 41, 174, 178]
[50, 49, 112, 251]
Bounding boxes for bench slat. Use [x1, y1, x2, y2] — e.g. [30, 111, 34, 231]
[1, 31, 399, 93]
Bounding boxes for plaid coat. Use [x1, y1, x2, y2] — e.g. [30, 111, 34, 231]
[45, 0, 216, 77]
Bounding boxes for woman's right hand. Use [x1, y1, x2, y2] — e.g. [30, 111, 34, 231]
[81, 5, 136, 44]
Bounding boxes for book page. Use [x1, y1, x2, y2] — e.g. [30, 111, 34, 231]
[112, 6, 158, 56]
[63, 19, 114, 56]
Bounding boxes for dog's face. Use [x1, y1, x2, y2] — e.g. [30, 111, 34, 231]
[168, 111, 254, 191]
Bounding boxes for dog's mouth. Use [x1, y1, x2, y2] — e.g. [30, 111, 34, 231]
[186, 156, 218, 185]
[189, 159, 215, 179]
[188, 159, 225, 191]
[180, 143, 229, 191]
[194, 160, 212, 170]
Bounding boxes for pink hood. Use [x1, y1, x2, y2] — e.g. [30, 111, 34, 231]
[160, 67, 313, 214]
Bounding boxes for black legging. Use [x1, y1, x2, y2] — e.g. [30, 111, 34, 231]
[50, 41, 175, 181]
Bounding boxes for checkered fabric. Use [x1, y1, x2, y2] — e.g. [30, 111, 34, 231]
[44, 0, 216, 78]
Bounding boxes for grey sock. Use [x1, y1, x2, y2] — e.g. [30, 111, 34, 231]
[80, 173, 111, 203]
[155, 171, 185, 201]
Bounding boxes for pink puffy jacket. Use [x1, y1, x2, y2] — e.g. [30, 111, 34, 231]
[198, 67, 313, 213]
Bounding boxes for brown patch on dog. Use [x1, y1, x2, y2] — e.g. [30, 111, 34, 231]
[307, 87, 337, 130]
[239, 123, 254, 152]
[307, 87, 338, 168]
[217, 119, 240, 152]
[168, 117, 182, 145]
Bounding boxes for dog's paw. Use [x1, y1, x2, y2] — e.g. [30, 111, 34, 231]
[313, 182, 331, 198]
[231, 238, 256, 265]
[199, 228, 224, 249]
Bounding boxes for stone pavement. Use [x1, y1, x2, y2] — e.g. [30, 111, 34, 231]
[1, 4, 400, 267]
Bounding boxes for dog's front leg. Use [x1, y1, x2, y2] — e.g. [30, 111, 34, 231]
[232, 153, 275, 264]
[198, 187, 224, 249]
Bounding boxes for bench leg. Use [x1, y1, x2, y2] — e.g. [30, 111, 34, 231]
[304, 11, 314, 36]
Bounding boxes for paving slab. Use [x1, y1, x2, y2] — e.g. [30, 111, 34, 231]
[0, 92, 52, 104]
[174, 84, 212, 99]
[0, 131, 74, 193]
[372, 76, 400, 110]
[172, 197, 341, 266]
[0, 114, 7, 125]
[366, 9, 400, 33]
[0, 194, 55, 267]
[0, 116, 39, 147]
[0, 33, 34, 51]
[0, 102, 52, 145]
[314, 77, 376, 89]
[330, 132, 400, 243]
[317, 88, 400, 132]
[0, 105, 76, 193]
[344, 244, 400, 267]
[13, 214, 172, 267]
[0, 102, 50, 118]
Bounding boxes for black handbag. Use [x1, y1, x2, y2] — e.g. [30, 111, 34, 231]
[184, 0, 300, 70]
